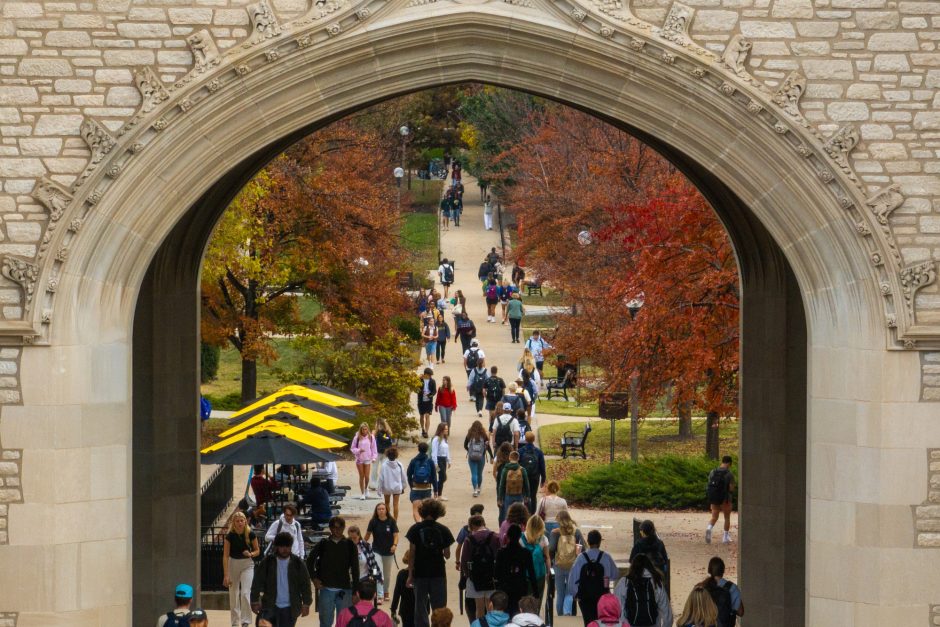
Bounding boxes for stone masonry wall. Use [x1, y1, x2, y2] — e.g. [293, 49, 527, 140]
[925, 351, 940, 400]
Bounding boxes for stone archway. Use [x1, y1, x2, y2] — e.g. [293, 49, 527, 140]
[0, 1, 935, 625]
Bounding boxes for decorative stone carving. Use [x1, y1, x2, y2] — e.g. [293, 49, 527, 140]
[659, 3, 693, 44]
[299, 0, 347, 23]
[871, 252, 883, 266]
[880, 283, 891, 295]
[1, 256, 39, 304]
[356, 8, 370, 19]
[265, 50, 280, 62]
[900, 261, 937, 313]
[856, 222, 870, 236]
[721, 35, 751, 75]
[179, 99, 194, 112]
[207, 79, 223, 93]
[130, 142, 145, 154]
[866, 184, 904, 225]
[55, 248, 68, 262]
[886, 314, 897, 328]
[68, 218, 83, 233]
[719, 82, 735, 96]
[571, 8, 587, 22]
[134, 67, 170, 114]
[662, 52, 675, 64]
[106, 164, 122, 178]
[79, 118, 116, 164]
[236, 64, 252, 76]
[818, 169, 834, 183]
[746, 99, 762, 114]
[297, 35, 313, 48]
[690, 67, 706, 79]
[32, 177, 72, 222]
[771, 71, 806, 118]
[628, 38, 645, 51]
[188, 30, 221, 72]
[600, 25, 615, 38]
[905, 339, 917, 350]
[247, 0, 282, 44]
[326, 23, 342, 36]
[823, 125, 860, 163]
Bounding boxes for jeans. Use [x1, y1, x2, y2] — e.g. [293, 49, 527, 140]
[436, 339, 447, 361]
[554, 568, 570, 616]
[459, 334, 472, 353]
[473, 395, 484, 414]
[500, 494, 525, 523]
[468, 459, 484, 490]
[318, 588, 352, 627]
[271, 606, 295, 627]
[436, 456, 448, 495]
[413, 577, 447, 627]
[509, 317, 522, 342]
[438, 406, 453, 427]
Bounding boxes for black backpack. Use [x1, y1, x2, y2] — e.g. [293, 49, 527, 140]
[163, 612, 191, 627]
[466, 348, 480, 369]
[418, 523, 444, 552]
[493, 417, 513, 448]
[706, 468, 730, 504]
[518, 446, 540, 481]
[485, 376, 504, 400]
[623, 577, 658, 626]
[467, 532, 497, 590]
[708, 581, 736, 627]
[443, 265, 454, 283]
[471, 371, 487, 394]
[347, 605, 381, 627]
[577, 551, 607, 600]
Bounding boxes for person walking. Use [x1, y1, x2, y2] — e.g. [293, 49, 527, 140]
[565, 530, 619, 626]
[469, 591, 512, 627]
[440, 194, 452, 232]
[405, 498, 456, 627]
[435, 314, 451, 364]
[349, 525, 384, 597]
[336, 581, 395, 627]
[352, 423, 378, 500]
[223, 511, 260, 627]
[675, 587, 718, 627]
[464, 339, 486, 378]
[484, 366, 506, 421]
[431, 607, 454, 627]
[434, 375, 457, 428]
[390, 552, 420, 627]
[468, 364, 489, 418]
[452, 194, 463, 227]
[506, 293, 524, 343]
[460, 513, 501, 621]
[703, 556, 743, 627]
[378, 447, 407, 521]
[586, 594, 626, 627]
[537, 481, 568, 534]
[521, 515, 551, 608]
[370, 419, 395, 493]
[484, 278, 500, 323]
[407, 442, 438, 523]
[491, 404, 521, 451]
[418, 368, 437, 439]
[499, 281, 515, 325]
[629, 520, 670, 595]
[156, 583, 193, 627]
[263, 503, 305, 559]
[430, 423, 452, 499]
[612, 554, 672, 627]
[494, 525, 537, 616]
[497, 451, 530, 523]
[308, 517, 359, 627]
[509, 596, 545, 627]
[498, 501, 530, 545]
[548, 510, 584, 617]
[483, 196, 494, 230]
[438, 259, 455, 299]
[422, 316, 438, 368]
[455, 312, 477, 354]
[524, 331, 552, 378]
[365, 503, 400, 604]
[250, 532, 312, 627]
[464, 420, 493, 497]
[705, 456, 735, 545]
[517, 431, 545, 513]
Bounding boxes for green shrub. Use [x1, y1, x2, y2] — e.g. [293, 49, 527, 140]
[561, 454, 738, 510]
[204, 391, 242, 411]
[200, 342, 221, 384]
[394, 315, 422, 342]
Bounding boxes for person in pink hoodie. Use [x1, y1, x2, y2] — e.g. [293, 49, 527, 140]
[336, 581, 395, 627]
[587, 593, 628, 627]
[352, 422, 378, 500]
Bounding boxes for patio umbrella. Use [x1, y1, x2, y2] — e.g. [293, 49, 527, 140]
[235, 384, 366, 417]
[221, 403, 354, 438]
[200, 430, 341, 465]
[202, 420, 347, 457]
[230, 395, 356, 422]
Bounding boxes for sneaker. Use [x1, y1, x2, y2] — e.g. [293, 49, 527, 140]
[440, 496, 449, 501]
[722, 532, 731, 544]
[360, 494, 366, 500]
[478, 411, 483, 417]
[705, 527, 712, 544]
[422, 430, 428, 438]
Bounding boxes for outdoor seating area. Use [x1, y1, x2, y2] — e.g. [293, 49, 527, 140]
[560, 423, 592, 459]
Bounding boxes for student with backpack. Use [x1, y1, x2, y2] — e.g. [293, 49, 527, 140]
[407, 442, 438, 523]
[629, 520, 670, 596]
[156, 583, 193, 627]
[484, 278, 500, 322]
[521, 515, 552, 607]
[336, 580, 395, 627]
[704, 557, 743, 627]
[586, 593, 626, 627]
[517, 431, 545, 512]
[500, 383, 525, 417]
[251, 532, 313, 627]
[705, 456, 735, 545]
[495, 524, 538, 616]
[405, 498, 456, 627]
[484, 366, 506, 420]
[470, 591, 512, 627]
[464, 420, 494, 497]
[508, 595, 546, 627]
[468, 364, 490, 417]
[548, 510, 585, 617]
[497, 451, 530, 523]
[463, 339, 486, 379]
[455, 313, 478, 354]
[307, 517, 360, 627]
[438, 259, 455, 299]
[418, 369, 437, 439]
[490, 405, 520, 451]
[675, 587, 718, 627]
[565, 530, 619, 626]
[459, 514, 501, 620]
[390, 551, 422, 627]
[612, 554, 672, 627]
[506, 292, 524, 343]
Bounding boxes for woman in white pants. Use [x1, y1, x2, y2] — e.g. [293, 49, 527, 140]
[483, 196, 494, 230]
[222, 511, 260, 627]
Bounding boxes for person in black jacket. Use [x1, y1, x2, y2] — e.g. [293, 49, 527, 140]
[493, 525, 537, 616]
[300, 477, 333, 526]
[418, 368, 437, 439]
[391, 551, 431, 627]
[250, 532, 312, 627]
[629, 520, 669, 593]
[307, 516, 360, 627]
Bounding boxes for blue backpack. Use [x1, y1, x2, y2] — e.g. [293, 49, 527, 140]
[413, 458, 433, 485]
[163, 612, 190, 627]
[522, 536, 546, 580]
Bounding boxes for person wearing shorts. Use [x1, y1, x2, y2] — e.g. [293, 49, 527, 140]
[459, 515, 500, 621]
[417, 369, 436, 439]
[705, 455, 735, 544]
[407, 442, 437, 523]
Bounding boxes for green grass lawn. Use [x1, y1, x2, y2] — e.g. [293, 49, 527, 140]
[200, 339, 307, 410]
[408, 179, 444, 209]
[400, 212, 440, 277]
[538, 397, 599, 416]
[519, 285, 568, 307]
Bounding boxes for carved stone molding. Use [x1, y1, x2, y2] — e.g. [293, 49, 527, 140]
[823, 124, 860, 165]
[771, 71, 806, 118]
[0, 257, 39, 310]
[659, 3, 693, 44]
[247, 0, 282, 45]
[866, 184, 904, 225]
[32, 178, 72, 222]
[188, 30, 222, 72]
[134, 67, 170, 114]
[900, 262, 937, 316]
[79, 118, 116, 164]
[721, 35, 750, 76]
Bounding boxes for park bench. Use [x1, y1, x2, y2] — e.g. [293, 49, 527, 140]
[396, 271, 415, 290]
[560, 423, 591, 459]
[525, 279, 543, 297]
[545, 367, 575, 401]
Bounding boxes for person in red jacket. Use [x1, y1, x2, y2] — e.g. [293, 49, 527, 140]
[435, 375, 457, 428]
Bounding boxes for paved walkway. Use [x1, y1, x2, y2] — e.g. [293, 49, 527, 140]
[206, 174, 737, 625]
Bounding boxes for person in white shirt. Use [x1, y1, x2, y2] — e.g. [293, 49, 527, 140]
[264, 503, 305, 559]
[490, 404, 520, 450]
[430, 423, 452, 499]
[524, 331, 552, 376]
[483, 196, 494, 231]
[463, 339, 486, 377]
[438, 258, 455, 298]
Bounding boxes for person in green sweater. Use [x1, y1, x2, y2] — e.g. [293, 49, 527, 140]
[497, 450, 530, 521]
[506, 293, 525, 343]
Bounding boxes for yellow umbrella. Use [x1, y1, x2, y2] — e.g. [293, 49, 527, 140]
[234, 385, 363, 418]
[219, 403, 354, 439]
[201, 420, 347, 455]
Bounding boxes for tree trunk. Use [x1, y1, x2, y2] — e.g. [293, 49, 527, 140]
[705, 410, 720, 460]
[678, 402, 694, 439]
[241, 358, 257, 404]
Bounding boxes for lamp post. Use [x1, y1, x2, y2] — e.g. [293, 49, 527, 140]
[626, 295, 645, 462]
[393, 166, 404, 210]
[399, 125, 410, 191]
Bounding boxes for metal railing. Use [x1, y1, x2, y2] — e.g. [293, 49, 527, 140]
[200, 525, 230, 591]
[201, 464, 233, 529]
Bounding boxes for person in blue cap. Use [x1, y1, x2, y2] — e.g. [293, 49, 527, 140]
[157, 583, 193, 627]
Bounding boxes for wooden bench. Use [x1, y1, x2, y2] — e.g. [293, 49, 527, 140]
[545, 368, 575, 401]
[525, 280, 543, 297]
[560, 423, 591, 459]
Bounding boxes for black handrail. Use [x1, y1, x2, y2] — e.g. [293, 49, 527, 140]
[201, 464, 233, 529]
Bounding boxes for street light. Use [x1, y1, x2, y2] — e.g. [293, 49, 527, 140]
[399, 125, 410, 191]
[393, 166, 404, 209]
[625, 294, 644, 462]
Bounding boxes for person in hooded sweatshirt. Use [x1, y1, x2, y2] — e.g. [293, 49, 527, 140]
[470, 590, 511, 627]
[629, 520, 669, 594]
[263, 502, 305, 558]
[494, 525, 537, 616]
[586, 593, 626, 627]
[508, 595, 545, 627]
[612, 554, 673, 627]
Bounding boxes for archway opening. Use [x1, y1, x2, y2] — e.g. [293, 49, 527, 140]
[131, 80, 807, 626]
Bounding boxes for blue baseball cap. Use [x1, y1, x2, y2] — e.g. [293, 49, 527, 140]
[175, 584, 194, 599]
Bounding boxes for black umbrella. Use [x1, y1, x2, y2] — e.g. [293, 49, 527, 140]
[200, 431, 341, 465]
